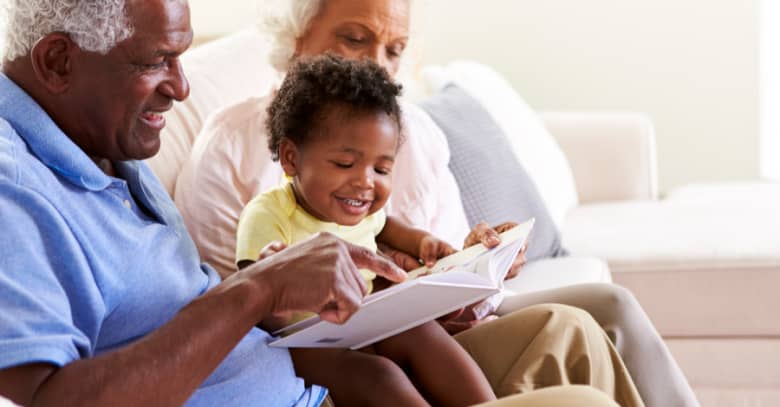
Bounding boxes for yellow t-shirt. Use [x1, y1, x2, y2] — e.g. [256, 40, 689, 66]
[236, 182, 387, 294]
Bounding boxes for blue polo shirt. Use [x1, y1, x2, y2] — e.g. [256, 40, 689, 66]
[0, 73, 326, 406]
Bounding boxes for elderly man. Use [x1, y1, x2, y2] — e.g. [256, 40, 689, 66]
[0, 0, 641, 406]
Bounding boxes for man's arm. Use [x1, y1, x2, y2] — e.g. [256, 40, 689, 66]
[0, 233, 405, 406]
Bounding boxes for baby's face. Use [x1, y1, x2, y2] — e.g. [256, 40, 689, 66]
[283, 110, 399, 226]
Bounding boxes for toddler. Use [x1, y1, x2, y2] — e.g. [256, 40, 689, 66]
[236, 55, 495, 406]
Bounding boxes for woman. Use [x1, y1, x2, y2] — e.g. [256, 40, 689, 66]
[174, 1, 697, 406]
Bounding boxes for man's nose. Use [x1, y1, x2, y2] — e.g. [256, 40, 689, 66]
[158, 58, 190, 102]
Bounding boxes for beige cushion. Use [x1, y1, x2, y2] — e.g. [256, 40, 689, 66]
[420, 61, 579, 229]
[667, 181, 780, 203]
[501, 256, 612, 298]
[563, 200, 780, 273]
[146, 28, 279, 196]
[563, 191, 780, 336]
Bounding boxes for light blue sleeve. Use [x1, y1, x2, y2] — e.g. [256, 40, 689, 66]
[0, 183, 103, 369]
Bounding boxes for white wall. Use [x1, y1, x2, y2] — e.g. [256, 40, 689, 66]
[189, 0, 258, 39]
[761, 0, 780, 180]
[414, 0, 761, 193]
[189, 0, 763, 193]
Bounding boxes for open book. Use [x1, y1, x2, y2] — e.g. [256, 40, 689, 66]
[269, 218, 535, 350]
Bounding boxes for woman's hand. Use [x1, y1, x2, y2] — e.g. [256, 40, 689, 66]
[505, 241, 528, 280]
[463, 221, 529, 280]
[437, 300, 499, 335]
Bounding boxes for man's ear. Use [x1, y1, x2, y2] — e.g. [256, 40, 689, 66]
[29, 33, 76, 94]
[278, 138, 300, 177]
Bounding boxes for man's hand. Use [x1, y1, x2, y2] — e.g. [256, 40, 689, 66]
[418, 235, 457, 267]
[240, 232, 406, 325]
[463, 221, 528, 280]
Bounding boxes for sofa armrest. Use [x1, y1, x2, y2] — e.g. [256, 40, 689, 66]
[541, 112, 659, 203]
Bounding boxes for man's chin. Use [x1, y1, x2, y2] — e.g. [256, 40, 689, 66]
[126, 132, 162, 161]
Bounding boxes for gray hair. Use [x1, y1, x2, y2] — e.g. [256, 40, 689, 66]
[1, 0, 134, 61]
[261, 0, 325, 73]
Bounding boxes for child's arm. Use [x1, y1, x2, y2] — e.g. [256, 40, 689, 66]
[377, 216, 456, 267]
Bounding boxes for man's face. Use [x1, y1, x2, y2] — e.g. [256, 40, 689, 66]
[67, 0, 192, 161]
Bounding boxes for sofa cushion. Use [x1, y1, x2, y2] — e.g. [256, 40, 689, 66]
[564, 197, 780, 336]
[666, 181, 780, 203]
[563, 200, 780, 273]
[420, 84, 567, 261]
[420, 61, 578, 228]
[499, 256, 612, 300]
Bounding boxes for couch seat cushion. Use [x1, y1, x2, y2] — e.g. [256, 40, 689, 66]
[563, 197, 780, 336]
[563, 200, 780, 273]
[501, 256, 612, 297]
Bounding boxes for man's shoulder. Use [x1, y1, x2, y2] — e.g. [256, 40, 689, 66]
[0, 118, 24, 185]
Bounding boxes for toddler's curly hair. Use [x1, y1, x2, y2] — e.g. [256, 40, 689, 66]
[266, 54, 403, 160]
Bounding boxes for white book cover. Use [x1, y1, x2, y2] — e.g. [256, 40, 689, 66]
[270, 218, 535, 350]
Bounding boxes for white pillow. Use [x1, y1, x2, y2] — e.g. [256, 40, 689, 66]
[421, 61, 578, 228]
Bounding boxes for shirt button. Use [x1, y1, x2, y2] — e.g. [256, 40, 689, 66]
[123, 199, 132, 209]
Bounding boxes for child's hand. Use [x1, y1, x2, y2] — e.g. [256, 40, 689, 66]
[419, 235, 457, 268]
[464, 221, 529, 280]
[257, 241, 288, 261]
[377, 242, 421, 271]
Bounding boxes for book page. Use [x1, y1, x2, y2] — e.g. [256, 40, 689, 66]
[407, 218, 535, 281]
[269, 219, 534, 349]
[270, 280, 498, 349]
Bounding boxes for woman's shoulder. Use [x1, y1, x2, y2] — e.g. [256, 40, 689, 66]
[398, 99, 449, 152]
[200, 94, 274, 145]
[178, 91, 281, 203]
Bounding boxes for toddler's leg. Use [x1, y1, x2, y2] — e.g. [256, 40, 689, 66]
[375, 321, 496, 406]
[290, 348, 427, 407]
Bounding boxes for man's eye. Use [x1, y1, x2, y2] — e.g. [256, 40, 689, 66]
[140, 60, 166, 70]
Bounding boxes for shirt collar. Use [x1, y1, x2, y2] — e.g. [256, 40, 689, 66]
[0, 73, 111, 191]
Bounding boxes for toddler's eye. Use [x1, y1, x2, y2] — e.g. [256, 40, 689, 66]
[375, 167, 391, 175]
[332, 161, 353, 169]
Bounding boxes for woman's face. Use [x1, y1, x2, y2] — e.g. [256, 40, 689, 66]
[295, 0, 410, 77]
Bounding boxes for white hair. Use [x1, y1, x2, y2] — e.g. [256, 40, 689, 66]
[1, 0, 134, 61]
[261, 0, 325, 73]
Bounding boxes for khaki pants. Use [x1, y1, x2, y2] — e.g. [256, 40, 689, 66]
[455, 304, 643, 407]
[321, 303, 643, 407]
[498, 284, 698, 407]
[473, 386, 620, 407]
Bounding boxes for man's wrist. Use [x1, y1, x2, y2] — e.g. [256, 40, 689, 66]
[208, 270, 275, 326]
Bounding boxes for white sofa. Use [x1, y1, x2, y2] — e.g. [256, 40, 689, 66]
[148, 29, 780, 406]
